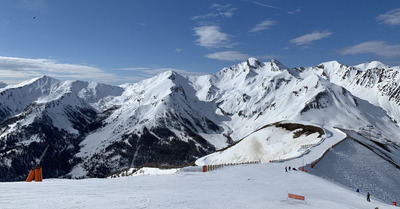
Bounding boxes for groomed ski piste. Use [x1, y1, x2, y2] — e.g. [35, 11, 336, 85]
[0, 164, 390, 209]
[1, 127, 396, 208]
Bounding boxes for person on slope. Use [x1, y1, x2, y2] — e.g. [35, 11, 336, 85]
[367, 192, 370, 202]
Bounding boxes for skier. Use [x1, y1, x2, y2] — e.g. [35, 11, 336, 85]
[356, 188, 359, 196]
[285, 166, 287, 172]
[367, 192, 370, 202]
[288, 166, 291, 171]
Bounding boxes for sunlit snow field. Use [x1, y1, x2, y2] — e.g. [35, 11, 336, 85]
[1, 163, 390, 209]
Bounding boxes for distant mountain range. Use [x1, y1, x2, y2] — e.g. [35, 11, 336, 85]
[0, 58, 399, 181]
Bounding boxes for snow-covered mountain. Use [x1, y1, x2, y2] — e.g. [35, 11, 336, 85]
[0, 58, 399, 181]
[0, 76, 124, 180]
[304, 61, 400, 126]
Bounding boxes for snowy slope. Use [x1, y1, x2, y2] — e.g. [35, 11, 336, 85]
[306, 129, 400, 205]
[196, 123, 325, 165]
[0, 163, 392, 209]
[195, 127, 400, 205]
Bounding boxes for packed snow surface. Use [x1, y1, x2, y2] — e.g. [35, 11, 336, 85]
[196, 125, 323, 165]
[0, 163, 390, 209]
[196, 126, 348, 167]
[109, 167, 180, 178]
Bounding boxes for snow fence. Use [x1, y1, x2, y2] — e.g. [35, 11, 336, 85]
[201, 160, 262, 172]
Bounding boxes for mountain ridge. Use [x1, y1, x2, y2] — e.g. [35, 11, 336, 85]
[0, 58, 399, 180]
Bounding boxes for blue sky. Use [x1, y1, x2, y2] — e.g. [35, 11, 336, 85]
[0, 0, 399, 85]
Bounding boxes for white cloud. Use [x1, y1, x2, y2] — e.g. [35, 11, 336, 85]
[210, 4, 236, 18]
[119, 67, 205, 77]
[119, 67, 150, 71]
[205, 51, 250, 61]
[376, 8, 400, 26]
[205, 51, 280, 61]
[0, 57, 208, 86]
[210, 4, 230, 9]
[193, 4, 236, 20]
[193, 26, 231, 49]
[290, 31, 332, 45]
[251, 1, 282, 10]
[249, 20, 276, 33]
[0, 56, 128, 85]
[287, 9, 302, 15]
[250, 1, 300, 15]
[0, 56, 209, 85]
[260, 54, 280, 60]
[340, 41, 400, 58]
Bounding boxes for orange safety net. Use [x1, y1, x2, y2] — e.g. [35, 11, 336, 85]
[25, 167, 43, 182]
[25, 169, 35, 182]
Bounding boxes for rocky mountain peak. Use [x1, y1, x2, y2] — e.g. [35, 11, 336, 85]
[246, 57, 263, 69]
[270, 59, 289, 71]
[354, 61, 389, 70]
[14, 75, 60, 89]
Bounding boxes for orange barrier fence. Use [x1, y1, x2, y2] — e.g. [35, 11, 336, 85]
[26, 169, 35, 182]
[35, 167, 43, 182]
[202, 161, 261, 172]
[288, 193, 305, 201]
[25, 167, 43, 182]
